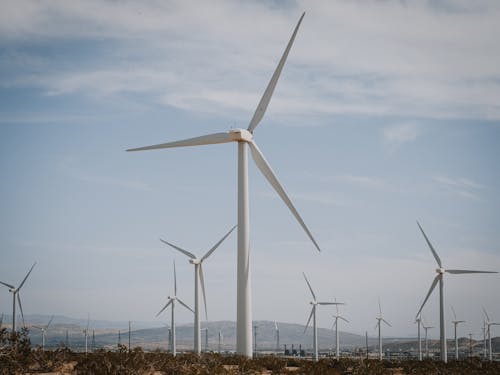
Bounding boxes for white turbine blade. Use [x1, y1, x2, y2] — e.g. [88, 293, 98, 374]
[156, 299, 173, 317]
[32, 325, 42, 330]
[177, 298, 194, 314]
[416, 222, 442, 267]
[274, 321, 278, 331]
[17, 293, 25, 326]
[201, 225, 237, 261]
[199, 264, 208, 321]
[247, 12, 305, 134]
[159, 239, 196, 259]
[331, 320, 337, 330]
[483, 307, 490, 322]
[374, 320, 380, 330]
[46, 315, 54, 329]
[0, 280, 15, 289]
[335, 297, 339, 315]
[451, 306, 457, 320]
[250, 141, 320, 252]
[86, 314, 90, 331]
[339, 316, 349, 324]
[173, 261, 177, 296]
[304, 307, 314, 334]
[378, 297, 382, 317]
[318, 302, 344, 305]
[416, 274, 440, 318]
[446, 269, 497, 274]
[302, 272, 316, 300]
[18, 262, 36, 290]
[382, 318, 392, 327]
[126, 132, 232, 152]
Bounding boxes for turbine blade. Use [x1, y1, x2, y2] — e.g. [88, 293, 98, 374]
[247, 12, 305, 133]
[382, 318, 392, 327]
[46, 315, 54, 329]
[177, 298, 194, 314]
[339, 316, 349, 323]
[416, 222, 442, 267]
[156, 299, 173, 317]
[318, 302, 344, 305]
[159, 239, 196, 259]
[331, 320, 337, 330]
[416, 274, 440, 318]
[199, 264, 208, 321]
[302, 272, 316, 300]
[378, 297, 382, 317]
[304, 307, 314, 334]
[446, 269, 497, 274]
[250, 141, 320, 252]
[86, 314, 90, 330]
[18, 262, 36, 290]
[126, 132, 232, 152]
[451, 306, 457, 320]
[335, 297, 339, 315]
[483, 307, 490, 322]
[274, 321, 278, 331]
[173, 261, 177, 296]
[201, 225, 237, 261]
[0, 281, 15, 289]
[17, 293, 25, 327]
[32, 325, 42, 330]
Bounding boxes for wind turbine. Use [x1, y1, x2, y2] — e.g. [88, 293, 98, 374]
[483, 308, 499, 362]
[421, 317, 434, 359]
[156, 261, 194, 357]
[160, 225, 236, 354]
[0, 262, 36, 334]
[375, 298, 391, 360]
[415, 315, 423, 361]
[302, 273, 342, 362]
[415, 221, 497, 362]
[83, 315, 90, 354]
[127, 12, 320, 357]
[331, 299, 349, 359]
[32, 315, 54, 350]
[450, 307, 465, 360]
[274, 321, 280, 354]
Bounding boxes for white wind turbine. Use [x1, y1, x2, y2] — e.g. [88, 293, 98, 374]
[421, 317, 434, 359]
[127, 13, 320, 357]
[156, 261, 194, 357]
[331, 299, 349, 359]
[415, 315, 423, 361]
[274, 321, 280, 354]
[375, 298, 391, 360]
[0, 262, 36, 334]
[32, 315, 54, 350]
[450, 307, 465, 360]
[83, 315, 90, 354]
[483, 308, 499, 362]
[303, 273, 342, 362]
[415, 221, 497, 362]
[160, 225, 236, 354]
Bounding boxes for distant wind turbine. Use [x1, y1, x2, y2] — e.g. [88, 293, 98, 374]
[160, 225, 236, 354]
[83, 315, 90, 354]
[0, 262, 36, 335]
[483, 308, 499, 362]
[274, 321, 280, 354]
[415, 221, 497, 362]
[331, 299, 349, 359]
[450, 307, 465, 360]
[415, 315, 423, 361]
[156, 261, 194, 357]
[127, 12, 320, 357]
[421, 317, 434, 359]
[302, 273, 342, 361]
[32, 315, 54, 350]
[375, 298, 391, 360]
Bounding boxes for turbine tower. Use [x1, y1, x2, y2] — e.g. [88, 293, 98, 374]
[331, 300, 349, 359]
[156, 261, 194, 357]
[421, 318, 434, 359]
[483, 308, 499, 362]
[32, 315, 54, 350]
[127, 12, 320, 357]
[415, 315, 423, 361]
[302, 273, 342, 361]
[160, 225, 236, 354]
[0, 262, 36, 335]
[415, 221, 497, 362]
[83, 316, 90, 354]
[450, 307, 465, 360]
[375, 298, 391, 360]
[274, 321, 280, 354]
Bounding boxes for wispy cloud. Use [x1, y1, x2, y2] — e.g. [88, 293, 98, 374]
[432, 175, 484, 200]
[1, 1, 500, 120]
[383, 123, 419, 144]
[334, 175, 387, 189]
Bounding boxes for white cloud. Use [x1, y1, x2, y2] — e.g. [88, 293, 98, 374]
[432, 175, 484, 200]
[383, 123, 419, 145]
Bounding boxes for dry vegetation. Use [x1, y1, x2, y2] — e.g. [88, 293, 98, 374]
[1, 328, 500, 374]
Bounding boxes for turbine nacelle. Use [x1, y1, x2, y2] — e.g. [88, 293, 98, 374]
[229, 129, 253, 142]
[436, 267, 445, 274]
[189, 259, 202, 265]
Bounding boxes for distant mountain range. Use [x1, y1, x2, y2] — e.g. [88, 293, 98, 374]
[1, 314, 497, 355]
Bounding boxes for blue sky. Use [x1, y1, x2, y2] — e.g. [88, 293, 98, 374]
[1, 0, 499, 340]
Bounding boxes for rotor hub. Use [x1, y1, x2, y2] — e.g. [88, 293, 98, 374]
[229, 129, 253, 142]
[190, 259, 201, 265]
[436, 267, 445, 274]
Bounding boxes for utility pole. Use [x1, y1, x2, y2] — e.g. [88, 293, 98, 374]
[365, 331, 369, 359]
[118, 330, 121, 348]
[128, 321, 131, 352]
[469, 333, 473, 358]
[65, 330, 69, 349]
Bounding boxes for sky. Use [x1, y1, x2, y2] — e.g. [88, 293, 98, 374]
[1, 0, 500, 341]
